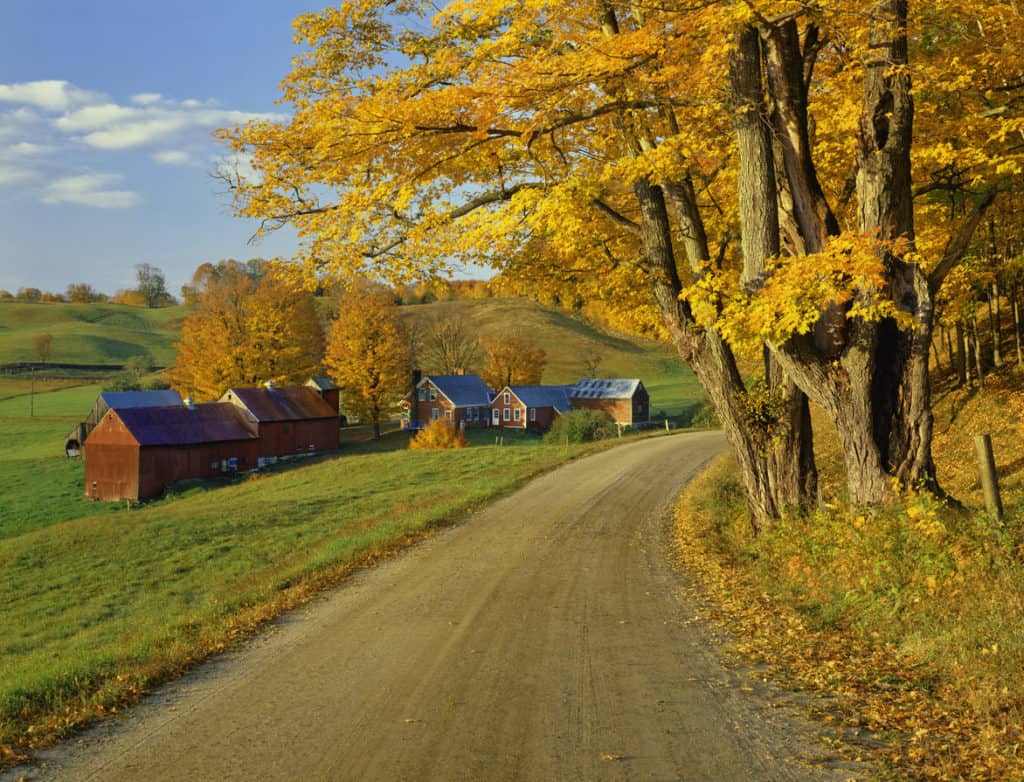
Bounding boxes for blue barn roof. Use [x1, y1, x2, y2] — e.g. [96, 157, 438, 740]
[100, 389, 183, 409]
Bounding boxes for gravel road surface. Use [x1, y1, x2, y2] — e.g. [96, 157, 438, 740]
[6, 432, 865, 781]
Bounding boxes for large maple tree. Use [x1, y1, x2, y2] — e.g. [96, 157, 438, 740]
[221, 0, 1022, 528]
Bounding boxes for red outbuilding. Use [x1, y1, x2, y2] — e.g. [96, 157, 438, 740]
[83, 402, 259, 501]
[569, 378, 650, 425]
[221, 383, 340, 464]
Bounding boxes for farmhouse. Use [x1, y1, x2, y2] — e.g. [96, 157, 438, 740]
[220, 382, 340, 464]
[490, 385, 573, 430]
[65, 389, 183, 456]
[569, 378, 649, 425]
[83, 402, 259, 501]
[405, 374, 494, 429]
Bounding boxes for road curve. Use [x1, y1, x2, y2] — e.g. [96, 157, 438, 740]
[7, 432, 859, 781]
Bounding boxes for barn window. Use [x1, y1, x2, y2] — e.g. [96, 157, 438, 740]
[503, 408, 510, 421]
[445, 409, 453, 420]
[514, 408, 521, 422]
[503, 392, 510, 404]
[431, 408, 440, 420]
[429, 388, 438, 401]
[529, 408, 536, 422]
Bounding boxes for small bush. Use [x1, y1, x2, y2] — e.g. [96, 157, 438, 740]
[544, 409, 615, 444]
[409, 418, 469, 450]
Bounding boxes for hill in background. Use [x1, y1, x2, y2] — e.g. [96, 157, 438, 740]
[0, 296, 702, 416]
[0, 302, 190, 368]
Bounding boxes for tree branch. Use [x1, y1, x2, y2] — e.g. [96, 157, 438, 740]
[591, 198, 640, 234]
[928, 186, 998, 294]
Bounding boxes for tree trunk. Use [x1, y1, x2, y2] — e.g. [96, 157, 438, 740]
[973, 316, 985, 389]
[956, 321, 968, 385]
[635, 176, 813, 529]
[990, 282, 1003, 368]
[1012, 281, 1023, 368]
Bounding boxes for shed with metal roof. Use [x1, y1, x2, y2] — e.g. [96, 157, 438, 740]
[569, 378, 649, 425]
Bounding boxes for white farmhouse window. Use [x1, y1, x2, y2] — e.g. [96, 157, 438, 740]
[429, 388, 438, 401]
[529, 407, 536, 422]
[503, 408, 510, 421]
[514, 408, 521, 422]
[503, 392, 510, 404]
[445, 409, 453, 420]
[431, 408, 440, 420]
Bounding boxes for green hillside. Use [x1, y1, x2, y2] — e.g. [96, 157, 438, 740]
[400, 298, 701, 416]
[0, 302, 190, 367]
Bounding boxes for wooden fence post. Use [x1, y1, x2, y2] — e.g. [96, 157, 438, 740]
[974, 434, 1003, 522]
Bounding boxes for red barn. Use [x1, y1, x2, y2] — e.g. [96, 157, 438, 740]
[221, 383, 339, 463]
[83, 403, 259, 501]
[569, 378, 649, 425]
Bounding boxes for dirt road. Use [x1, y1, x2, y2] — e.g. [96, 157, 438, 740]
[8, 432, 863, 781]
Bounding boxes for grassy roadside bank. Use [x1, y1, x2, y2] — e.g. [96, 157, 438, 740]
[674, 383, 1024, 780]
[0, 434, 629, 765]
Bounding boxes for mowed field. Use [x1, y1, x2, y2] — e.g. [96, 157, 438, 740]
[0, 296, 705, 759]
[0, 302, 189, 367]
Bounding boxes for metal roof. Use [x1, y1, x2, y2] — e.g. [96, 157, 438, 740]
[421, 374, 494, 407]
[115, 403, 258, 446]
[100, 390, 184, 409]
[506, 385, 574, 413]
[306, 376, 338, 391]
[222, 385, 338, 422]
[570, 378, 642, 400]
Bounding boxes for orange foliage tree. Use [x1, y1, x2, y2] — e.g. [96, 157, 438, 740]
[221, 1, 1022, 526]
[480, 332, 546, 390]
[168, 264, 323, 400]
[325, 284, 413, 440]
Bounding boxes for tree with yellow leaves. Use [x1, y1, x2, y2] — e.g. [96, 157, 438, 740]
[480, 331, 547, 390]
[168, 264, 323, 400]
[221, 1, 1022, 526]
[325, 284, 413, 440]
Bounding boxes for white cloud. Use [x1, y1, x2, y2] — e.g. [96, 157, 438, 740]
[0, 165, 37, 185]
[7, 141, 52, 156]
[153, 149, 192, 165]
[42, 173, 140, 209]
[131, 92, 163, 105]
[55, 100, 282, 150]
[0, 80, 100, 111]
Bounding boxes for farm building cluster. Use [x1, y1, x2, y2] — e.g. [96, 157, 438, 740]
[403, 374, 649, 432]
[75, 378, 340, 502]
[72, 371, 648, 503]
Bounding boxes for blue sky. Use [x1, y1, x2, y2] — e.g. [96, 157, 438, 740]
[0, 0, 328, 298]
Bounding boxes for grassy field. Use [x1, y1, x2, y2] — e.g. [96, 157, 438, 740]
[0, 433, 619, 754]
[400, 299, 702, 417]
[0, 302, 189, 366]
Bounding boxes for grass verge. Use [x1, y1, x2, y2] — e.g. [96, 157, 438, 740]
[675, 418, 1024, 780]
[0, 433, 629, 765]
